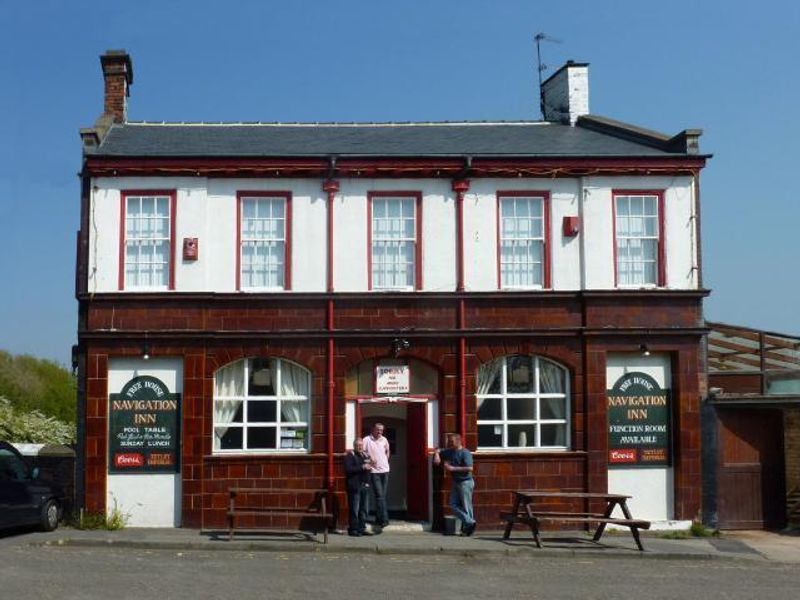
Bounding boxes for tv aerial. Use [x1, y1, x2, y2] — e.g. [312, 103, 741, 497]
[535, 32, 562, 119]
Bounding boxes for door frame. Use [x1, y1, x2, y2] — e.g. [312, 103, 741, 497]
[354, 397, 435, 522]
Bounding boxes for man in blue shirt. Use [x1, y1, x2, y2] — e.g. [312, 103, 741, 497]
[434, 433, 476, 536]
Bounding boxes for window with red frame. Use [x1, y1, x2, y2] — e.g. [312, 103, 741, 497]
[614, 193, 661, 286]
[370, 195, 418, 290]
[498, 194, 547, 288]
[239, 195, 287, 290]
[123, 194, 172, 289]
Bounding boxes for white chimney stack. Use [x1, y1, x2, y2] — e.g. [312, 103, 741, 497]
[541, 60, 589, 125]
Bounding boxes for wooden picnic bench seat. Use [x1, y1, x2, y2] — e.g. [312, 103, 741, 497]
[227, 487, 334, 544]
[501, 491, 652, 551]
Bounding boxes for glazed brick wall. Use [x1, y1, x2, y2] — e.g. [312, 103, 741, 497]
[708, 373, 762, 395]
[785, 409, 800, 524]
[80, 295, 704, 528]
[584, 296, 702, 329]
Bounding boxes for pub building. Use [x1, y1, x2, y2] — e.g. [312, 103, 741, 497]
[75, 50, 708, 530]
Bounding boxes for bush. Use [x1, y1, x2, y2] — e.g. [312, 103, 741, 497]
[0, 397, 76, 444]
[0, 351, 76, 424]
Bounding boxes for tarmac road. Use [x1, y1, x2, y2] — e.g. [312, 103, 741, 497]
[2, 544, 800, 600]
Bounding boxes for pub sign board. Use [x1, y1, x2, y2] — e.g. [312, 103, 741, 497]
[607, 371, 671, 467]
[109, 375, 181, 474]
[376, 364, 410, 394]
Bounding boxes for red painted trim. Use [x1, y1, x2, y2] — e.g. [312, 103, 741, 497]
[612, 189, 666, 288]
[366, 197, 372, 290]
[85, 156, 707, 179]
[322, 180, 339, 293]
[367, 191, 423, 291]
[235, 195, 242, 291]
[416, 193, 423, 290]
[118, 195, 125, 291]
[119, 190, 177, 291]
[327, 334, 334, 491]
[452, 180, 469, 292]
[235, 191, 292, 290]
[169, 193, 177, 291]
[459, 334, 466, 440]
[496, 191, 551, 289]
[612, 196, 618, 288]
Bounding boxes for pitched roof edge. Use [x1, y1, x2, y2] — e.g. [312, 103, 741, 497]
[577, 114, 704, 155]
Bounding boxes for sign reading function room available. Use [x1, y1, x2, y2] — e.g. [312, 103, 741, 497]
[607, 371, 670, 467]
[109, 375, 181, 474]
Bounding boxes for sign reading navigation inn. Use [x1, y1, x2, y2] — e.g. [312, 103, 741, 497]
[607, 372, 671, 467]
[109, 375, 181, 474]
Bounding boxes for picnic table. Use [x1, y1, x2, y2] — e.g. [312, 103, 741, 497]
[227, 487, 334, 543]
[501, 490, 651, 551]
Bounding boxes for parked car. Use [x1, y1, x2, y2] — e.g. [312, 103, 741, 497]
[0, 441, 64, 531]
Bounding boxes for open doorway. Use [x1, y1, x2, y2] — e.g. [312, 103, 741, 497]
[359, 401, 429, 521]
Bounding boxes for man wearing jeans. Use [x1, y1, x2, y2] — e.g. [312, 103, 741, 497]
[434, 433, 476, 536]
[362, 422, 391, 529]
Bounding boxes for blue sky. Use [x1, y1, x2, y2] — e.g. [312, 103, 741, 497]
[1, 0, 798, 365]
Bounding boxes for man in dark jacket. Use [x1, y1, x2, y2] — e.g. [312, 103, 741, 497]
[344, 438, 373, 536]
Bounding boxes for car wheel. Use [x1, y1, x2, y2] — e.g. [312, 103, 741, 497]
[40, 499, 59, 531]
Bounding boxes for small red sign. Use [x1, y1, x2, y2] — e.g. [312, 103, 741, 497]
[609, 449, 637, 463]
[114, 453, 145, 468]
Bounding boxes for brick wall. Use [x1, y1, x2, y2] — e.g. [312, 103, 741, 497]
[79, 292, 704, 528]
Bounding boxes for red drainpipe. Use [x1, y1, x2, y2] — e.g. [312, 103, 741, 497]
[452, 179, 470, 439]
[322, 178, 339, 491]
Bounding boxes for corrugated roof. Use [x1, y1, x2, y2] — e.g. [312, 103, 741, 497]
[91, 120, 683, 158]
[707, 322, 800, 373]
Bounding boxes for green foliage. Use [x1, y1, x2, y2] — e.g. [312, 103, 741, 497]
[0, 350, 76, 423]
[658, 522, 719, 539]
[0, 397, 76, 444]
[71, 496, 130, 530]
[689, 521, 719, 537]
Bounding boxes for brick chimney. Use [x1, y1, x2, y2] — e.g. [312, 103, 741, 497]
[541, 60, 589, 125]
[100, 50, 133, 123]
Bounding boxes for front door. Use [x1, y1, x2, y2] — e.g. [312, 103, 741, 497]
[359, 401, 429, 521]
[717, 408, 785, 529]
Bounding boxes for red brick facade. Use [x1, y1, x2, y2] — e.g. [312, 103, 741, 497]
[79, 291, 705, 529]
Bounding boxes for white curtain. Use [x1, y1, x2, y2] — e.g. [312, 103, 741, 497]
[476, 358, 503, 410]
[539, 359, 564, 394]
[214, 361, 245, 441]
[280, 360, 309, 423]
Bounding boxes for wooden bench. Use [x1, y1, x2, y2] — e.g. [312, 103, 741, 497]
[227, 488, 334, 544]
[501, 491, 652, 551]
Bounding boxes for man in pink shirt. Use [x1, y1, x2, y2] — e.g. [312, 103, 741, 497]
[362, 422, 391, 529]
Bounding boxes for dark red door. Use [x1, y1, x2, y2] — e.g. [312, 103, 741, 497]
[406, 403, 428, 520]
[717, 409, 785, 529]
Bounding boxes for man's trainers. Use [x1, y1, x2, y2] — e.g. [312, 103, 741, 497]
[464, 522, 477, 536]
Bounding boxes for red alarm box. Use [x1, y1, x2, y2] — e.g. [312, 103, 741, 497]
[183, 237, 199, 260]
[562, 216, 580, 237]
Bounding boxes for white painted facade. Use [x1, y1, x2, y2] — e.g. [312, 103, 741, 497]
[606, 353, 690, 530]
[107, 357, 183, 527]
[87, 175, 698, 294]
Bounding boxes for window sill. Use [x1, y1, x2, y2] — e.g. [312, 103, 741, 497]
[474, 449, 586, 458]
[205, 452, 325, 461]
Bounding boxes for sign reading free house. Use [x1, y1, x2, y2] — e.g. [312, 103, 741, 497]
[376, 365, 411, 394]
[109, 375, 181, 474]
[606, 372, 670, 467]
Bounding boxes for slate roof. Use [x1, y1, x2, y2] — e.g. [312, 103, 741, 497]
[91, 120, 686, 158]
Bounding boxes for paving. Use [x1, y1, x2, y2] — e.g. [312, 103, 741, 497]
[7, 523, 800, 563]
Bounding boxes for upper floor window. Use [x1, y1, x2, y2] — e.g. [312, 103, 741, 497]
[477, 355, 569, 450]
[498, 193, 549, 289]
[213, 357, 310, 453]
[369, 193, 421, 290]
[614, 191, 664, 287]
[238, 192, 290, 290]
[121, 191, 175, 290]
